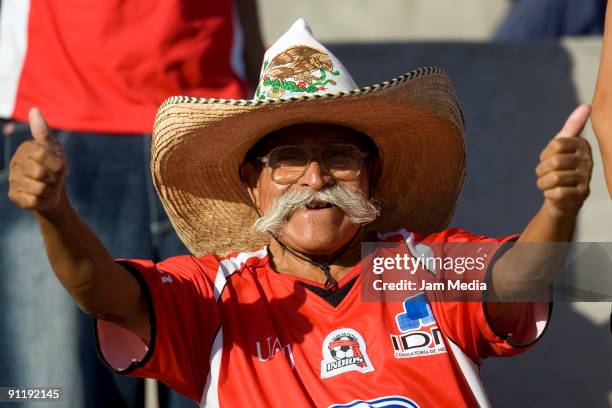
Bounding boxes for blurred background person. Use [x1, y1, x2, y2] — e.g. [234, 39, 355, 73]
[0, 0, 263, 407]
[494, 0, 607, 40]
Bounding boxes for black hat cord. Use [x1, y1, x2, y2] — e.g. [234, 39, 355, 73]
[242, 184, 362, 292]
[273, 229, 361, 292]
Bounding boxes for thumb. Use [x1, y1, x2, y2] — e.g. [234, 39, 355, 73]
[555, 104, 591, 139]
[29, 107, 60, 150]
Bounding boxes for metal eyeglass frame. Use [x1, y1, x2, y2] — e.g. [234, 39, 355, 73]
[255, 143, 370, 185]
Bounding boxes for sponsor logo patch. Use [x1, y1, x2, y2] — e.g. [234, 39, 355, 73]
[395, 293, 436, 332]
[321, 328, 374, 378]
[391, 293, 446, 359]
[256, 336, 294, 369]
[329, 395, 420, 408]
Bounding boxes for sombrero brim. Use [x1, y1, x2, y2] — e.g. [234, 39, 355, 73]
[151, 67, 466, 257]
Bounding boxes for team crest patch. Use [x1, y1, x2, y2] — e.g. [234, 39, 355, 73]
[255, 45, 341, 100]
[329, 396, 420, 408]
[321, 328, 374, 379]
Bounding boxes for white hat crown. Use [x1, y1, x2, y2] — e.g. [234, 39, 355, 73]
[254, 19, 358, 101]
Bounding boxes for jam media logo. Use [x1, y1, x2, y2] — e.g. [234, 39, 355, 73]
[321, 328, 374, 379]
[329, 395, 420, 408]
[391, 293, 446, 359]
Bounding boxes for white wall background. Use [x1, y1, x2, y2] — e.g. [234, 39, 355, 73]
[259, 0, 510, 43]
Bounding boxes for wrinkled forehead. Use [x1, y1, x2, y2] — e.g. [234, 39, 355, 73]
[247, 123, 377, 158]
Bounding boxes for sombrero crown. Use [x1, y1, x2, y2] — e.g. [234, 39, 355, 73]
[151, 19, 466, 257]
[255, 19, 358, 99]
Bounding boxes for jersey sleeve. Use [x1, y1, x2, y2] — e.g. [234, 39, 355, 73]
[425, 228, 552, 363]
[94, 255, 221, 402]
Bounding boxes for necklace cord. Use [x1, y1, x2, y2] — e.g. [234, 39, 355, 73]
[273, 229, 362, 292]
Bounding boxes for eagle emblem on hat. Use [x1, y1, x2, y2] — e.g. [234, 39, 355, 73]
[256, 45, 341, 99]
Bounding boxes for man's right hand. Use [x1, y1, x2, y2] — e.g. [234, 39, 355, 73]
[7, 108, 150, 342]
[8, 108, 68, 215]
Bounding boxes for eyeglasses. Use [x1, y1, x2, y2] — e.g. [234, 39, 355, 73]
[257, 143, 369, 184]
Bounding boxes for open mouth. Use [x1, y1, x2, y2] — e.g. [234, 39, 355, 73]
[305, 200, 335, 210]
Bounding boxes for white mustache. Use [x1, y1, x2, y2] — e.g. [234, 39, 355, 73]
[252, 184, 380, 236]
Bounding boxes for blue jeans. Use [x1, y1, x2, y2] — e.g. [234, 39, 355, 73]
[0, 122, 197, 408]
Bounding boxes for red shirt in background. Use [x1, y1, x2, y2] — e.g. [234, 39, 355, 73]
[0, 0, 247, 133]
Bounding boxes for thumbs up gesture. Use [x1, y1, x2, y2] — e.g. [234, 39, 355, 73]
[8, 108, 68, 215]
[536, 105, 593, 219]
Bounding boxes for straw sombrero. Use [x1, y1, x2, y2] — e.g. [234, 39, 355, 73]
[151, 19, 466, 257]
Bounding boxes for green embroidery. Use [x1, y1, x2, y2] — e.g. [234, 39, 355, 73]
[261, 69, 340, 96]
[310, 78, 337, 88]
[257, 50, 342, 98]
[319, 68, 327, 81]
[262, 77, 318, 93]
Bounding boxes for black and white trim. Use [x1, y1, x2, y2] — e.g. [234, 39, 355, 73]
[482, 240, 553, 348]
[157, 67, 447, 109]
[93, 261, 157, 374]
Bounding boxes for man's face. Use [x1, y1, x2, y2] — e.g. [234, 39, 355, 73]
[244, 124, 375, 256]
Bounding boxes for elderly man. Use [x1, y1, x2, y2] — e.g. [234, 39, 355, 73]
[8, 19, 592, 407]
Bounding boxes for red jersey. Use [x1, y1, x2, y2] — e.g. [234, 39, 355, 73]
[95, 228, 550, 407]
[0, 0, 246, 133]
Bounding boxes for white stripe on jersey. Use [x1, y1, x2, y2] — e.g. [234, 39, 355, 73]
[377, 228, 436, 275]
[204, 248, 267, 407]
[446, 337, 492, 408]
[0, 0, 31, 118]
[201, 328, 223, 408]
[213, 247, 268, 301]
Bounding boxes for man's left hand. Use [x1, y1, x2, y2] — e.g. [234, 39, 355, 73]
[536, 105, 593, 220]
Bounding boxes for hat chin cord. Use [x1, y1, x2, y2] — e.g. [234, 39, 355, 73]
[271, 228, 362, 292]
[242, 181, 362, 292]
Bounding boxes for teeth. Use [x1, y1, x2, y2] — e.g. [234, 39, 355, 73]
[307, 201, 332, 209]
